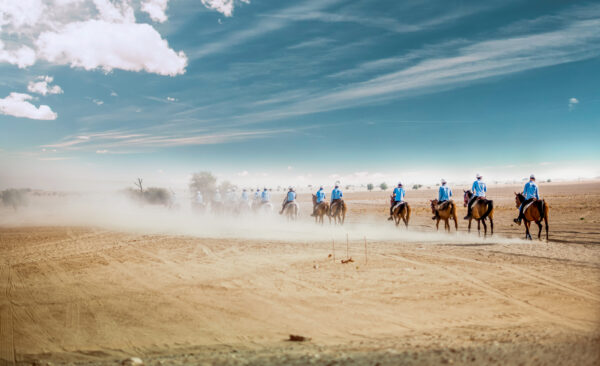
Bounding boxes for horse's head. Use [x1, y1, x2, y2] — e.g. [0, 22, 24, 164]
[514, 192, 524, 208]
[463, 190, 471, 207]
[430, 199, 438, 213]
[312, 194, 317, 204]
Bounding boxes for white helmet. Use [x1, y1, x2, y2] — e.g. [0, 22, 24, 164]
[441, 178, 447, 184]
[319, 185, 324, 189]
[476, 173, 482, 179]
[397, 182, 403, 186]
[530, 174, 535, 179]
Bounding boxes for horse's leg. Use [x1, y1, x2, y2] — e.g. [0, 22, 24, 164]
[468, 219, 472, 233]
[489, 218, 493, 236]
[436, 218, 440, 231]
[482, 219, 487, 237]
[445, 219, 450, 232]
[477, 220, 481, 236]
[536, 221, 543, 240]
[524, 221, 531, 240]
[544, 214, 549, 242]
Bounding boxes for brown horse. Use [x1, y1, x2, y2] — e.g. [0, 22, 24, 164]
[430, 199, 457, 232]
[330, 199, 347, 225]
[390, 196, 411, 228]
[463, 191, 494, 236]
[514, 193, 549, 241]
[311, 194, 330, 225]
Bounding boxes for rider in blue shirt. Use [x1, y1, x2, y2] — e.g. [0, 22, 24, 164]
[261, 188, 270, 203]
[311, 186, 326, 216]
[433, 179, 452, 220]
[330, 185, 343, 215]
[388, 182, 406, 220]
[514, 174, 540, 224]
[465, 174, 486, 219]
[280, 187, 296, 214]
[241, 189, 248, 201]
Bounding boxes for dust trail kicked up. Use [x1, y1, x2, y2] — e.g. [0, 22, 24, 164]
[0, 193, 527, 245]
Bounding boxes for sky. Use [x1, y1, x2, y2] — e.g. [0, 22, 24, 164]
[0, 0, 599, 191]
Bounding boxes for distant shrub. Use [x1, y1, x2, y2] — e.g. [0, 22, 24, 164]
[412, 184, 423, 190]
[367, 183, 374, 191]
[379, 182, 388, 191]
[1, 189, 29, 210]
[125, 187, 171, 206]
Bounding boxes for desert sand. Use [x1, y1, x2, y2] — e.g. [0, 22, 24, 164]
[1, 181, 599, 365]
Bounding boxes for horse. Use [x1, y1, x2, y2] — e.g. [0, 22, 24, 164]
[514, 193, 549, 241]
[463, 191, 494, 236]
[390, 196, 411, 228]
[330, 199, 347, 225]
[311, 194, 331, 225]
[253, 200, 273, 214]
[283, 201, 299, 221]
[430, 199, 457, 232]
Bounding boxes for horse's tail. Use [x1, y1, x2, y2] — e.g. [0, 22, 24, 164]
[406, 203, 411, 223]
[481, 199, 493, 219]
[537, 199, 545, 220]
[543, 200, 549, 242]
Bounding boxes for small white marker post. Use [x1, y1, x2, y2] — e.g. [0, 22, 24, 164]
[346, 233, 349, 259]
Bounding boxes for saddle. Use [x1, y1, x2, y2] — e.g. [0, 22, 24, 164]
[436, 200, 451, 211]
[393, 201, 406, 211]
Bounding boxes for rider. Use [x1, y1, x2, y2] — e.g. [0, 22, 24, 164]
[253, 188, 260, 201]
[280, 186, 296, 214]
[311, 185, 326, 216]
[330, 184, 343, 215]
[464, 174, 486, 219]
[260, 187, 270, 205]
[433, 179, 452, 220]
[213, 189, 222, 203]
[241, 189, 248, 201]
[195, 190, 204, 205]
[388, 182, 405, 221]
[514, 174, 539, 224]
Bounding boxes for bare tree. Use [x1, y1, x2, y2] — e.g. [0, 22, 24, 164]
[134, 178, 144, 193]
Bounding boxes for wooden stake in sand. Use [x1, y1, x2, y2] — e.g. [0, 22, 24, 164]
[332, 239, 335, 262]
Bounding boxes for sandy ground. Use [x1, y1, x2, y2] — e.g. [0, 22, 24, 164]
[1, 181, 599, 365]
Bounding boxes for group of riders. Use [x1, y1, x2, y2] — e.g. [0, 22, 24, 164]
[192, 174, 542, 226]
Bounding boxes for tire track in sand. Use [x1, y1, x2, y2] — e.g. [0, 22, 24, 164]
[0, 262, 16, 366]
[379, 253, 593, 332]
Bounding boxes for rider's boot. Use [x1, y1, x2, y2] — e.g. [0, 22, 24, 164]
[463, 204, 472, 220]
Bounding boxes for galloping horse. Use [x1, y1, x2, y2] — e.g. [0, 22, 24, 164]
[311, 194, 330, 225]
[390, 196, 411, 228]
[463, 191, 494, 236]
[514, 193, 549, 241]
[330, 200, 347, 225]
[430, 199, 457, 232]
[283, 201, 299, 221]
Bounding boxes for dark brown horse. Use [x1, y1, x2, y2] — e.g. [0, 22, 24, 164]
[463, 191, 494, 236]
[514, 193, 549, 241]
[430, 199, 457, 232]
[390, 196, 411, 228]
[311, 194, 330, 225]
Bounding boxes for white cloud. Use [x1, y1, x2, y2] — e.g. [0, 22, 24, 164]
[237, 170, 249, 176]
[36, 20, 187, 76]
[92, 99, 104, 105]
[27, 75, 63, 95]
[0, 40, 35, 68]
[166, 96, 177, 102]
[568, 97, 579, 110]
[201, 0, 250, 17]
[141, 0, 169, 23]
[0, 0, 45, 31]
[110, 91, 118, 97]
[96, 149, 108, 154]
[0, 92, 57, 120]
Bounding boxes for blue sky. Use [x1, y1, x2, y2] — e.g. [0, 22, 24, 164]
[1, 0, 599, 190]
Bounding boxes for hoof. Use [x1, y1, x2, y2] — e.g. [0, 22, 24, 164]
[463, 215, 470, 220]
